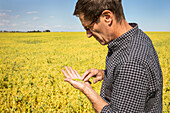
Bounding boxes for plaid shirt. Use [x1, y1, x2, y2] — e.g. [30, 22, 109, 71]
[100, 23, 163, 113]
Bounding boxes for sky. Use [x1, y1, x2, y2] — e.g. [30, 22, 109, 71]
[0, 0, 170, 32]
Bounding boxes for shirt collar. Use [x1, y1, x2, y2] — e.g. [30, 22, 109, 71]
[107, 23, 138, 52]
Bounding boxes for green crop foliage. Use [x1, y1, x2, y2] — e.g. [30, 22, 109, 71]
[73, 79, 84, 82]
[0, 32, 169, 112]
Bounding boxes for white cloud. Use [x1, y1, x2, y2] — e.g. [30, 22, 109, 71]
[50, 16, 54, 18]
[0, 13, 7, 17]
[11, 15, 20, 19]
[11, 24, 17, 27]
[53, 25, 73, 29]
[22, 21, 27, 24]
[0, 19, 10, 27]
[0, 23, 5, 26]
[0, 22, 17, 27]
[38, 24, 49, 29]
[27, 11, 38, 14]
[33, 17, 40, 20]
[54, 25, 63, 28]
[2, 20, 10, 23]
[0, 13, 19, 19]
[0, 10, 12, 12]
[19, 24, 49, 31]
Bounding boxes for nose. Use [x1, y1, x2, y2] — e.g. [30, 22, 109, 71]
[86, 30, 93, 38]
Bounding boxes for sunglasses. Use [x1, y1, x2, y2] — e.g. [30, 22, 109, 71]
[84, 13, 102, 31]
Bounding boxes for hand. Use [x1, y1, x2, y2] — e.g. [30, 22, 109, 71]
[62, 67, 108, 112]
[81, 68, 104, 84]
[62, 66, 92, 92]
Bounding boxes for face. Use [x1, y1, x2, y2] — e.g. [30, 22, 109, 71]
[79, 13, 111, 45]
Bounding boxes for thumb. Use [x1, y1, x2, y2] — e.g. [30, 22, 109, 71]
[64, 78, 71, 82]
[64, 78, 74, 83]
[64, 78, 77, 87]
[93, 76, 103, 84]
[93, 78, 99, 84]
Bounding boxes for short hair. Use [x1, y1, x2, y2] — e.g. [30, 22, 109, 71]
[73, 0, 125, 23]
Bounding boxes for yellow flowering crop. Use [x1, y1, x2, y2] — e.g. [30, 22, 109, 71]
[0, 32, 169, 112]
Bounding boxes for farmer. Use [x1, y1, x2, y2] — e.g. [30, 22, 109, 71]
[62, 0, 163, 112]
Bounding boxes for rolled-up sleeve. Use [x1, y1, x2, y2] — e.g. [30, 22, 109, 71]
[101, 61, 149, 112]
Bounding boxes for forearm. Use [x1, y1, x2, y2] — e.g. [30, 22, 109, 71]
[83, 85, 108, 113]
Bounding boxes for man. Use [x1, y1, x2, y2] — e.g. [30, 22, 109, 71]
[62, 0, 163, 112]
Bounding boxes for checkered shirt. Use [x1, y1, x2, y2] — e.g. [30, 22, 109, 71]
[100, 23, 163, 113]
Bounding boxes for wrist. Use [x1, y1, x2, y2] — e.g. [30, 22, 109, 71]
[82, 83, 91, 94]
[82, 83, 108, 112]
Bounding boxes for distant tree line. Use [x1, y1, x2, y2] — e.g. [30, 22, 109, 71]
[0, 30, 51, 33]
[27, 30, 51, 33]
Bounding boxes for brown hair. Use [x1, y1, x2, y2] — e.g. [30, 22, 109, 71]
[73, 0, 125, 23]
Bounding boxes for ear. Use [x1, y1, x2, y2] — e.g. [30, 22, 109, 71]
[102, 10, 113, 25]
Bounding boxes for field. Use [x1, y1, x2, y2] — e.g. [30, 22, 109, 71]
[0, 32, 169, 112]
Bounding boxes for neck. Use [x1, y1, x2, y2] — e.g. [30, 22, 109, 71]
[111, 20, 133, 40]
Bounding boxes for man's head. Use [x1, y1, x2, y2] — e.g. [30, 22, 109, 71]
[73, 0, 128, 45]
[73, 0, 125, 24]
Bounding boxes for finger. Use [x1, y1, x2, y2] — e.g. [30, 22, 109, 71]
[93, 78, 99, 84]
[64, 78, 84, 90]
[64, 78, 77, 86]
[62, 69, 71, 78]
[81, 70, 90, 80]
[84, 81, 92, 86]
[64, 78, 72, 82]
[75, 70, 81, 79]
[69, 67, 77, 78]
[65, 66, 74, 78]
[64, 78, 92, 91]
[93, 76, 103, 84]
[84, 73, 94, 82]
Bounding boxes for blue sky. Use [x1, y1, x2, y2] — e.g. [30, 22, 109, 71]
[0, 0, 170, 32]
